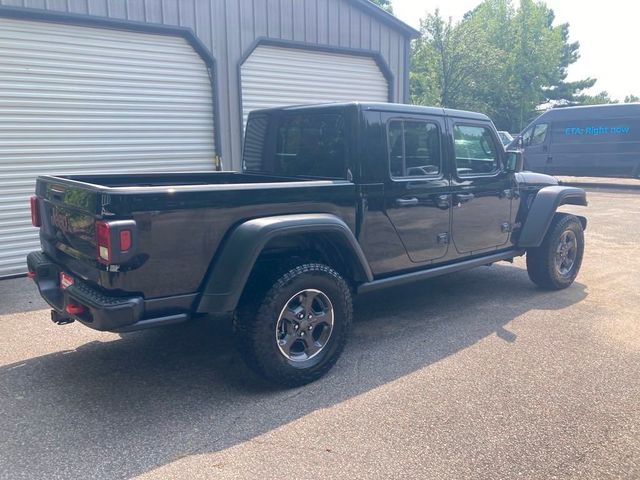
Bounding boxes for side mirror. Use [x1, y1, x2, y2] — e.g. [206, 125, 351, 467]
[505, 135, 523, 151]
[505, 150, 524, 173]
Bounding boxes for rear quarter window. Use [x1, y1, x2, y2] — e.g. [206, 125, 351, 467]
[244, 112, 347, 179]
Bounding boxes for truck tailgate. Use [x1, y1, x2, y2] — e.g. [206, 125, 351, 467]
[36, 179, 100, 264]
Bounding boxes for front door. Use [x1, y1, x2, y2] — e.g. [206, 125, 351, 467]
[449, 121, 513, 254]
[384, 116, 451, 264]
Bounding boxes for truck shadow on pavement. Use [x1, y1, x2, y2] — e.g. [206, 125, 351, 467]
[0, 276, 49, 316]
[0, 263, 587, 478]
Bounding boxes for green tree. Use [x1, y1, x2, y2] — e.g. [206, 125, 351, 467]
[410, 9, 501, 113]
[575, 91, 618, 105]
[410, 0, 596, 131]
[624, 94, 640, 103]
[368, 0, 393, 14]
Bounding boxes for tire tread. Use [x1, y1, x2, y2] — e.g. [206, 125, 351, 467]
[526, 213, 584, 290]
[234, 263, 352, 387]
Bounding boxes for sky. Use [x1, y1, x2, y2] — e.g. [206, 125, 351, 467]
[391, 0, 640, 101]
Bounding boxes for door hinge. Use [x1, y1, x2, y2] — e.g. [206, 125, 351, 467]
[501, 222, 512, 233]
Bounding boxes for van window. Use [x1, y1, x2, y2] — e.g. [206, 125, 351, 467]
[453, 125, 499, 175]
[530, 123, 548, 146]
[388, 120, 441, 178]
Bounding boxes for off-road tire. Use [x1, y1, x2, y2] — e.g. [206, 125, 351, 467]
[234, 263, 352, 387]
[526, 213, 584, 290]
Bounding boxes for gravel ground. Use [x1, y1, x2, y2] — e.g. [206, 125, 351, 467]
[0, 190, 638, 480]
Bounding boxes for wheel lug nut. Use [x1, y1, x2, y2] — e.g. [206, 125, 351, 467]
[300, 332, 305, 337]
[308, 325, 313, 330]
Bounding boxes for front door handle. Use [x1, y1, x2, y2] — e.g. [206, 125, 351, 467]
[436, 194, 450, 209]
[396, 197, 419, 207]
[455, 193, 475, 203]
[501, 189, 514, 200]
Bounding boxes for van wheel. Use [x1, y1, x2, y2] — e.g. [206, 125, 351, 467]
[526, 213, 584, 290]
[234, 263, 352, 387]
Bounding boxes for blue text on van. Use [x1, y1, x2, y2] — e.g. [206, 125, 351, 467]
[564, 126, 631, 136]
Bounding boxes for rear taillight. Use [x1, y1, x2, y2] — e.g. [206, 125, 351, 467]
[95, 220, 136, 265]
[30, 196, 41, 227]
[95, 220, 111, 263]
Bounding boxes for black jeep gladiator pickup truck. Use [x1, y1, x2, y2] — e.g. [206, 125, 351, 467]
[27, 102, 587, 386]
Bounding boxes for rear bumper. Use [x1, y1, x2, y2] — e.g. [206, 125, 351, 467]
[27, 251, 189, 332]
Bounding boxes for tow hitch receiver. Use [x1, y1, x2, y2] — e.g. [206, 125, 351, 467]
[51, 310, 75, 326]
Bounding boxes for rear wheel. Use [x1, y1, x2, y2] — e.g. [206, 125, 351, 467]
[526, 213, 584, 290]
[234, 263, 352, 387]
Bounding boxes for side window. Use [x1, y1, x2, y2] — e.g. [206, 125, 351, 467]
[388, 120, 441, 178]
[530, 123, 548, 146]
[274, 114, 346, 178]
[243, 113, 345, 178]
[453, 125, 499, 175]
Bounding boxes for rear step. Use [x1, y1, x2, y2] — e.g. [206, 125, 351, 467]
[28, 251, 190, 332]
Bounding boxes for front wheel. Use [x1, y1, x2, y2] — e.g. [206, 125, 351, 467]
[234, 263, 352, 387]
[526, 213, 585, 290]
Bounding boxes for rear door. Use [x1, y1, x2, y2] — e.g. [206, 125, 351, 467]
[383, 114, 451, 264]
[449, 120, 513, 255]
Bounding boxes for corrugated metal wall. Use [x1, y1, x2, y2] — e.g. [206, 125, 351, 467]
[0, 16, 216, 277]
[0, 0, 409, 170]
[241, 45, 389, 127]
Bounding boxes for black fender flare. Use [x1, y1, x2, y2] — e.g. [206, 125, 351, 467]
[196, 214, 373, 314]
[517, 186, 587, 248]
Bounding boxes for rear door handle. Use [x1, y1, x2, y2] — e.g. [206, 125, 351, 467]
[455, 193, 475, 203]
[396, 197, 419, 207]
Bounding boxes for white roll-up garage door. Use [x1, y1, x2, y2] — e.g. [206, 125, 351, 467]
[241, 45, 389, 128]
[0, 17, 217, 277]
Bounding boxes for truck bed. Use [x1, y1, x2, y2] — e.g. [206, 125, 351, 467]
[34, 171, 356, 300]
[56, 171, 317, 188]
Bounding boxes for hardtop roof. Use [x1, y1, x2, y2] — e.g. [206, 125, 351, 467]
[251, 102, 492, 122]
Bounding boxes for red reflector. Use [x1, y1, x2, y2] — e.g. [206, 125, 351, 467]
[119, 229, 132, 252]
[95, 221, 111, 263]
[59, 272, 74, 290]
[27, 271, 36, 279]
[30, 196, 41, 227]
[65, 304, 85, 315]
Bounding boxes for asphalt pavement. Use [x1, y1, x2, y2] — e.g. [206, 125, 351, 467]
[0, 189, 639, 479]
